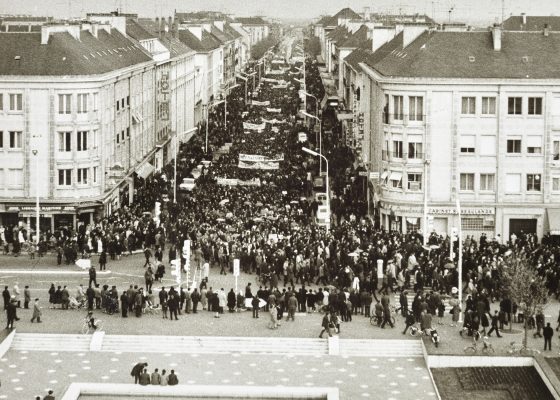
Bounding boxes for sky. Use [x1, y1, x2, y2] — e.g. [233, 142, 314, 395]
[0, 0, 558, 27]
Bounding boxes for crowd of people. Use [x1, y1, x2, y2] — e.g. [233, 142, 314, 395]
[2, 36, 560, 353]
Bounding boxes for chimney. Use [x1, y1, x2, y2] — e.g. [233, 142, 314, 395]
[363, 6, 371, 21]
[521, 13, 527, 25]
[492, 23, 501, 51]
[544, 23, 550, 37]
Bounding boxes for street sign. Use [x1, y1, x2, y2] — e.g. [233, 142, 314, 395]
[233, 259, 240, 277]
[358, 171, 368, 177]
[369, 172, 379, 180]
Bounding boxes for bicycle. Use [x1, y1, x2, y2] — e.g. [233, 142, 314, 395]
[410, 326, 441, 347]
[464, 335, 495, 354]
[370, 313, 396, 326]
[81, 318, 103, 334]
[507, 341, 541, 356]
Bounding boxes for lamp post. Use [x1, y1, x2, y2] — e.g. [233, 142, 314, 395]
[423, 159, 431, 246]
[32, 149, 39, 245]
[302, 146, 329, 232]
[300, 110, 322, 175]
[299, 90, 318, 121]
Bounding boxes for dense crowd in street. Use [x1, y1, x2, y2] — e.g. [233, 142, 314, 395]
[2, 35, 560, 354]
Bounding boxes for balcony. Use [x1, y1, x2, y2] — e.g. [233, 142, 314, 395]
[382, 113, 425, 125]
[382, 151, 425, 162]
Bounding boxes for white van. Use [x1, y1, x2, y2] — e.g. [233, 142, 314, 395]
[316, 205, 330, 227]
[179, 177, 196, 191]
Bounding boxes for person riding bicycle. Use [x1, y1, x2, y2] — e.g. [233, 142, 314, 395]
[85, 311, 97, 330]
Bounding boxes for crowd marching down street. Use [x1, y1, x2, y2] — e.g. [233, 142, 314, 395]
[2, 32, 560, 351]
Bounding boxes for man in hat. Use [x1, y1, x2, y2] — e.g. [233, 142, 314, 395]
[6, 296, 19, 329]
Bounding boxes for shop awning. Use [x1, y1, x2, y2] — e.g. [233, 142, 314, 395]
[389, 172, 402, 181]
[136, 162, 154, 179]
[336, 111, 354, 121]
[548, 209, 560, 235]
[380, 171, 388, 181]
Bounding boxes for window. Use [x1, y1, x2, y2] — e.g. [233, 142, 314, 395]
[58, 169, 72, 186]
[58, 94, 71, 114]
[481, 97, 496, 115]
[116, 133, 120, 144]
[7, 168, 23, 187]
[121, 98, 125, 109]
[116, 100, 120, 111]
[460, 173, 475, 191]
[126, 127, 130, 138]
[92, 130, 98, 149]
[407, 173, 422, 191]
[552, 177, 560, 192]
[9, 131, 22, 148]
[0, 131, 3, 148]
[461, 97, 476, 114]
[508, 97, 522, 115]
[505, 174, 521, 193]
[393, 95, 403, 120]
[383, 95, 389, 123]
[93, 166, 98, 184]
[126, 96, 130, 106]
[479, 136, 496, 156]
[0, 94, 3, 110]
[77, 94, 88, 114]
[460, 135, 476, 153]
[528, 97, 543, 115]
[389, 171, 402, 188]
[93, 93, 98, 112]
[507, 139, 521, 153]
[554, 140, 560, 161]
[58, 131, 71, 152]
[121, 130, 125, 141]
[527, 174, 541, 191]
[408, 140, 423, 159]
[480, 174, 495, 191]
[77, 168, 88, 185]
[409, 96, 423, 121]
[77, 131, 88, 151]
[393, 140, 403, 158]
[9, 94, 22, 111]
[526, 136, 542, 154]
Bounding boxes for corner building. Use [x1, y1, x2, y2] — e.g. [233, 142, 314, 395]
[359, 26, 560, 240]
[0, 21, 156, 232]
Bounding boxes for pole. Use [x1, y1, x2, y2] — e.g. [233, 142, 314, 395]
[423, 160, 429, 246]
[457, 195, 463, 323]
[324, 155, 330, 232]
[205, 104, 208, 154]
[224, 86, 227, 128]
[34, 150, 39, 245]
[173, 134, 177, 204]
[319, 118, 323, 175]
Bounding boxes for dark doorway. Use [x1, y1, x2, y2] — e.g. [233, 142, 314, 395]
[509, 218, 537, 236]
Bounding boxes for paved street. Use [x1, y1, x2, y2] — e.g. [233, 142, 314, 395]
[0, 348, 437, 400]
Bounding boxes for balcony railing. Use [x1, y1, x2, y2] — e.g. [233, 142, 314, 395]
[382, 112, 426, 124]
[382, 151, 425, 161]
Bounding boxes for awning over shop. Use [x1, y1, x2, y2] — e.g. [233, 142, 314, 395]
[389, 172, 402, 181]
[548, 209, 560, 235]
[136, 162, 154, 179]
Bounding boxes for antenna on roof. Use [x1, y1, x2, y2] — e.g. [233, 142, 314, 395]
[501, 0, 505, 24]
[448, 5, 454, 23]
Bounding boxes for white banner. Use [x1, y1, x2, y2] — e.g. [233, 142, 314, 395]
[251, 100, 270, 106]
[262, 77, 280, 83]
[238, 160, 280, 170]
[266, 107, 282, 113]
[239, 154, 284, 162]
[243, 122, 266, 131]
[217, 178, 239, 186]
[262, 118, 286, 125]
[272, 84, 288, 89]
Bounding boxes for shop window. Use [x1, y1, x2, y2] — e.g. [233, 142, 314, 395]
[406, 218, 419, 233]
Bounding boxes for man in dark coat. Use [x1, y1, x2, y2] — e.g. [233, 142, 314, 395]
[227, 289, 236, 312]
[2, 286, 10, 310]
[131, 362, 148, 384]
[120, 291, 129, 317]
[191, 289, 201, 313]
[6, 298, 18, 329]
[544, 322, 554, 351]
[88, 266, 97, 287]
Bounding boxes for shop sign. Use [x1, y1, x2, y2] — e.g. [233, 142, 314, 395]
[157, 69, 170, 121]
[19, 206, 76, 212]
[428, 207, 494, 215]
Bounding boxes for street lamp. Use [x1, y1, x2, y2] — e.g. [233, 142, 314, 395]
[302, 146, 330, 232]
[299, 90, 319, 122]
[300, 110, 322, 175]
[423, 159, 431, 246]
[32, 149, 39, 245]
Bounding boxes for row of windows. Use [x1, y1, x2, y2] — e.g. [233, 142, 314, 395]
[460, 173, 542, 192]
[382, 171, 423, 191]
[116, 128, 130, 144]
[384, 140, 423, 160]
[58, 93, 98, 115]
[0, 94, 23, 112]
[461, 96, 542, 116]
[58, 131, 98, 152]
[384, 95, 424, 122]
[0, 168, 23, 187]
[0, 131, 22, 148]
[58, 167, 98, 186]
[116, 96, 130, 112]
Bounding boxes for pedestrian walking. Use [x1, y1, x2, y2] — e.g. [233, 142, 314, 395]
[544, 322, 554, 351]
[24, 285, 31, 309]
[487, 310, 502, 338]
[319, 311, 332, 338]
[30, 298, 42, 323]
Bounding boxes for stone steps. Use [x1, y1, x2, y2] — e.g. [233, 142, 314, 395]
[101, 335, 328, 355]
[11, 333, 90, 352]
[339, 339, 423, 357]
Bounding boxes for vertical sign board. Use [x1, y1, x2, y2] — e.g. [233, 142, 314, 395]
[233, 258, 240, 293]
[158, 68, 170, 121]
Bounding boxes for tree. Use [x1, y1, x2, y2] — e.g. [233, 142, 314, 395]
[500, 254, 549, 350]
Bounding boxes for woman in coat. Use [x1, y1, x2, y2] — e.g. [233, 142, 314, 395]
[227, 289, 236, 312]
[48, 284, 56, 309]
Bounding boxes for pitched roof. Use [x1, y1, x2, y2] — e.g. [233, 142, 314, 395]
[223, 23, 242, 39]
[126, 19, 156, 41]
[368, 30, 560, 79]
[236, 17, 268, 26]
[315, 16, 332, 27]
[340, 25, 371, 49]
[503, 16, 560, 32]
[177, 29, 221, 52]
[344, 47, 372, 71]
[158, 34, 194, 57]
[324, 8, 362, 27]
[0, 28, 152, 76]
[327, 25, 349, 42]
[210, 26, 230, 43]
